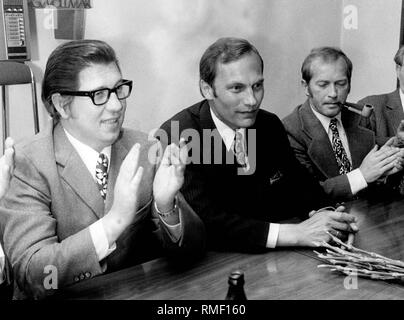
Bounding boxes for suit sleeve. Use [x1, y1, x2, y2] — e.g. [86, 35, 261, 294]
[285, 124, 354, 201]
[0, 149, 102, 300]
[152, 193, 206, 260]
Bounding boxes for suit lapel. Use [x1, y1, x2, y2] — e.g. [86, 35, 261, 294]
[54, 123, 105, 219]
[300, 100, 340, 178]
[200, 100, 218, 131]
[341, 109, 369, 168]
[385, 89, 404, 134]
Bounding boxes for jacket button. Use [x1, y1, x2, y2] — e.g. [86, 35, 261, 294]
[74, 276, 80, 282]
[80, 273, 85, 280]
[85, 272, 91, 278]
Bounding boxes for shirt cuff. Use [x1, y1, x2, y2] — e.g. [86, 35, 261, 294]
[159, 208, 182, 243]
[266, 223, 280, 248]
[0, 244, 5, 285]
[89, 219, 117, 262]
[347, 168, 368, 195]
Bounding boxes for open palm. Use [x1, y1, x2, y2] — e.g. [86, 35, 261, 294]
[153, 139, 188, 211]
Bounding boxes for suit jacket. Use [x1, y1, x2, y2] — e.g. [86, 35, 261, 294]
[0, 121, 205, 300]
[159, 100, 330, 252]
[282, 100, 375, 201]
[358, 89, 404, 146]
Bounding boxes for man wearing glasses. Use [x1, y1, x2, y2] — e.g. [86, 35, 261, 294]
[0, 40, 205, 300]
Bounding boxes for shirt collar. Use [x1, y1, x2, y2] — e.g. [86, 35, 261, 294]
[309, 102, 342, 133]
[209, 107, 246, 151]
[63, 128, 112, 180]
[399, 88, 404, 109]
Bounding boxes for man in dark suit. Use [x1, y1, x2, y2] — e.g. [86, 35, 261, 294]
[159, 37, 358, 253]
[283, 47, 403, 202]
[0, 40, 205, 299]
[358, 45, 404, 146]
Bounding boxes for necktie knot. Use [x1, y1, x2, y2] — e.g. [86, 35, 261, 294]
[96, 153, 109, 200]
[329, 118, 339, 133]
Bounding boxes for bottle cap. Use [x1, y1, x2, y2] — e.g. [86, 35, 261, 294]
[228, 270, 244, 286]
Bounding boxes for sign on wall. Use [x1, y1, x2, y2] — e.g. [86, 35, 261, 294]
[29, 0, 91, 9]
[29, 0, 92, 39]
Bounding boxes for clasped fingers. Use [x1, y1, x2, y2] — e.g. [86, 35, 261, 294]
[331, 211, 359, 232]
[374, 145, 401, 161]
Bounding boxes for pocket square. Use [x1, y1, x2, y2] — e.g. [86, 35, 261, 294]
[269, 170, 283, 185]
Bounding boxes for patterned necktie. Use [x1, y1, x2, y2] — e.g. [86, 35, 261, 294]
[329, 118, 352, 175]
[95, 153, 109, 200]
[234, 130, 247, 167]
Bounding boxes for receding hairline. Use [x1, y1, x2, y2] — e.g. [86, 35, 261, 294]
[306, 55, 350, 82]
[212, 51, 264, 82]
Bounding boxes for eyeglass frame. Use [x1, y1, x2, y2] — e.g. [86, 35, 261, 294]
[57, 79, 133, 106]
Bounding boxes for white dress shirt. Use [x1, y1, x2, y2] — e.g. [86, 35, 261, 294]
[310, 105, 368, 195]
[64, 129, 181, 265]
[0, 243, 5, 285]
[210, 108, 280, 248]
[399, 88, 404, 111]
[64, 129, 117, 264]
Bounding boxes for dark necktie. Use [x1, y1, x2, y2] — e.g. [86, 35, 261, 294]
[95, 153, 109, 200]
[329, 118, 352, 175]
[234, 130, 247, 167]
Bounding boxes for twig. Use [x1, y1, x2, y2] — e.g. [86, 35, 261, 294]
[314, 233, 404, 282]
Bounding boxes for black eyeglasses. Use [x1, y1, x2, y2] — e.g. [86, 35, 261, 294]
[58, 80, 133, 106]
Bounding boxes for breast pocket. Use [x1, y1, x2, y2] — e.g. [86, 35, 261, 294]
[269, 170, 284, 186]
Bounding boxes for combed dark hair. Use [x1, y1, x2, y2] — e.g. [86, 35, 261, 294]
[199, 37, 263, 94]
[394, 45, 404, 66]
[301, 47, 353, 84]
[41, 39, 120, 119]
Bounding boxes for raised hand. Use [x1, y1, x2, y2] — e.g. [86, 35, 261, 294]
[359, 142, 402, 182]
[103, 143, 144, 246]
[394, 120, 404, 147]
[378, 137, 404, 176]
[153, 138, 188, 213]
[0, 137, 15, 199]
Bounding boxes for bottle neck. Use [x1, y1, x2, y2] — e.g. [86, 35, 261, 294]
[226, 284, 247, 300]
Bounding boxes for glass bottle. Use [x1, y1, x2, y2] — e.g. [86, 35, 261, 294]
[225, 270, 247, 300]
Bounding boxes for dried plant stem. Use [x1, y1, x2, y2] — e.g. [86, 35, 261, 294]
[314, 232, 404, 282]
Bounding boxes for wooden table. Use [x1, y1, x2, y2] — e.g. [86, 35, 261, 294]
[57, 197, 404, 300]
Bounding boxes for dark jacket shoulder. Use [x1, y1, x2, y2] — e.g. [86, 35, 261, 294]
[282, 104, 306, 139]
[358, 90, 396, 106]
[160, 100, 206, 132]
[283, 105, 301, 125]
